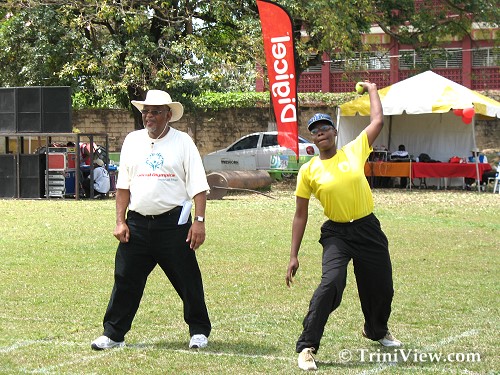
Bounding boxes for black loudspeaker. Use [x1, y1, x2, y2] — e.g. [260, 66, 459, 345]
[0, 88, 16, 133]
[0, 86, 71, 133]
[0, 154, 16, 197]
[17, 87, 42, 132]
[42, 87, 72, 133]
[19, 154, 42, 198]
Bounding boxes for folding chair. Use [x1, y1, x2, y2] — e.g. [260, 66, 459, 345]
[492, 172, 500, 194]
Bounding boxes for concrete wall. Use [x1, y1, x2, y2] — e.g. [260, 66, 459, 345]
[71, 109, 134, 153]
[70, 107, 500, 158]
[1, 107, 498, 157]
[71, 107, 328, 156]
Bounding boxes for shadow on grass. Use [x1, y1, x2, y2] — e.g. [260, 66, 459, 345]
[128, 339, 281, 357]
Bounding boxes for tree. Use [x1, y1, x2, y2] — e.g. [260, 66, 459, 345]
[0, 0, 260, 127]
[282, 0, 499, 75]
[0, 0, 497, 125]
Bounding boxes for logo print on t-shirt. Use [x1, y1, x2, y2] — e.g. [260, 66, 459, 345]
[338, 161, 350, 173]
[146, 153, 164, 171]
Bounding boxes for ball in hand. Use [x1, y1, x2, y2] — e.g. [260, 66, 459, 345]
[355, 82, 364, 94]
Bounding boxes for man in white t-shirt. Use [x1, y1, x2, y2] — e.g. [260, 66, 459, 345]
[91, 90, 211, 351]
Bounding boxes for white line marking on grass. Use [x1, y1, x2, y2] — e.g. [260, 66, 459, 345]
[356, 329, 480, 375]
[0, 341, 40, 354]
[16, 331, 480, 374]
[172, 348, 292, 362]
[12, 338, 292, 374]
[29, 350, 292, 375]
[1, 339, 106, 374]
[27, 351, 120, 374]
[1, 339, 86, 354]
[423, 329, 479, 350]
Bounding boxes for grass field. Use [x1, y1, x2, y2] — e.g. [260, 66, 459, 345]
[0, 185, 499, 374]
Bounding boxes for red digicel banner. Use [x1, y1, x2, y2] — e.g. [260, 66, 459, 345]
[256, 0, 299, 158]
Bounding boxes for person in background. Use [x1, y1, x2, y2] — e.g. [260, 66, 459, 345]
[391, 144, 409, 188]
[390, 144, 409, 160]
[286, 81, 402, 371]
[82, 158, 110, 198]
[468, 147, 488, 164]
[465, 148, 489, 189]
[91, 90, 211, 351]
[79, 142, 98, 166]
[481, 164, 498, 189]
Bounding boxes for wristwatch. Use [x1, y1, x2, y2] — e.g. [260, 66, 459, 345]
[194, 216, 205, 223]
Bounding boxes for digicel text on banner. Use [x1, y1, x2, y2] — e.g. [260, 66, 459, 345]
[256, 0, 299, 158]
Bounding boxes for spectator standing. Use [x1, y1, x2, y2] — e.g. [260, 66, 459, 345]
[91, 90, 211, 351]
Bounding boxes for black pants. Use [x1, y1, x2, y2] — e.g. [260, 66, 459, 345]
[101, 208, 211, 342]
[296, 213, 394, 353]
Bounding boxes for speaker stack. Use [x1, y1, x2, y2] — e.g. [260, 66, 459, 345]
[0, 86, 72, 197]
[0, 154, 16, 197]
[0, 86, 72, 133]
[0, 88, 16, 133]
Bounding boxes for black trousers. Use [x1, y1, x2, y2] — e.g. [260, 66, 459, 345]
[296, 213, 394, 353]
[101, 208, 211, 342]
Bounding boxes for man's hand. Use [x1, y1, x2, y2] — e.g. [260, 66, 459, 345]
[113, 222, 130, 243]
[286, 257, 299, 287]
[187, 221, 205, 250]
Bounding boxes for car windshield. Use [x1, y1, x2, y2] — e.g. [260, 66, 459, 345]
[261, 134, 312, 148]
[262, 134, 277, 148]
[225, 133, 313, 152]
[227, 134, 259, 152]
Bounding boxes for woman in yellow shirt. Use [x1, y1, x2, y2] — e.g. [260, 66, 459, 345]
[286, 82, 402, 371]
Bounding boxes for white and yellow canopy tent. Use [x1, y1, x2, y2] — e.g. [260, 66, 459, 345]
[337, 71, 500, 187]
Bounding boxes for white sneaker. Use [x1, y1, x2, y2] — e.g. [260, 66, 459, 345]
[189, 334, 208, 349]
[378, 332, 402, 347]
[298, 347, 317, 371]
[91, 335, 125, 350]
[363, 329, 402, 347]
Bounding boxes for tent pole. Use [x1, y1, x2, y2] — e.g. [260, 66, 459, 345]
[472, 117, 481, 192]
[387, 116, 392, 151]
[409, 158, 412, 191]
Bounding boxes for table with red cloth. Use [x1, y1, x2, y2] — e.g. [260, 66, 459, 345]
[364, 162, 492, 189]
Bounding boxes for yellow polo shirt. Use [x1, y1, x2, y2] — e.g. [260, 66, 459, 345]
[295, 131, 373, 222]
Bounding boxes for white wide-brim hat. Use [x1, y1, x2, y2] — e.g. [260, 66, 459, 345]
[131, 90, 184, 122]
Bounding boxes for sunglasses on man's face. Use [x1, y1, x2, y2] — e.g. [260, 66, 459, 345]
[141, 109, 168, 116]
[310, 124, 334, 135]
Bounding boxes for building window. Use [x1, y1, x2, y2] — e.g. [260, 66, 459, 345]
[399, 50, 416, 69]
[432, 49, 462, 68]
[330, 51, 390, 71]
[399, 48, 462, 69]
[473, 48, 500, 67]
[369, 51, 391, 70]
[303, 53, 322, 73]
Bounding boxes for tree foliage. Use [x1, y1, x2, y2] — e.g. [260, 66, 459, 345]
[0, 0, 261, 126]
[0, 0, 497, 126]
[282, 0, 499, 71]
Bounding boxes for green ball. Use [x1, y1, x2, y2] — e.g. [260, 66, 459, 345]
[355, 82, 364, 94]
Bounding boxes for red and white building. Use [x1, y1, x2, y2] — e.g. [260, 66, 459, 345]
[257, 12, 499, 92]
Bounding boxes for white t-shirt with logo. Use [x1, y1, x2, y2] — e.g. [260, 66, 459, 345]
[116, 127, 209, 216]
